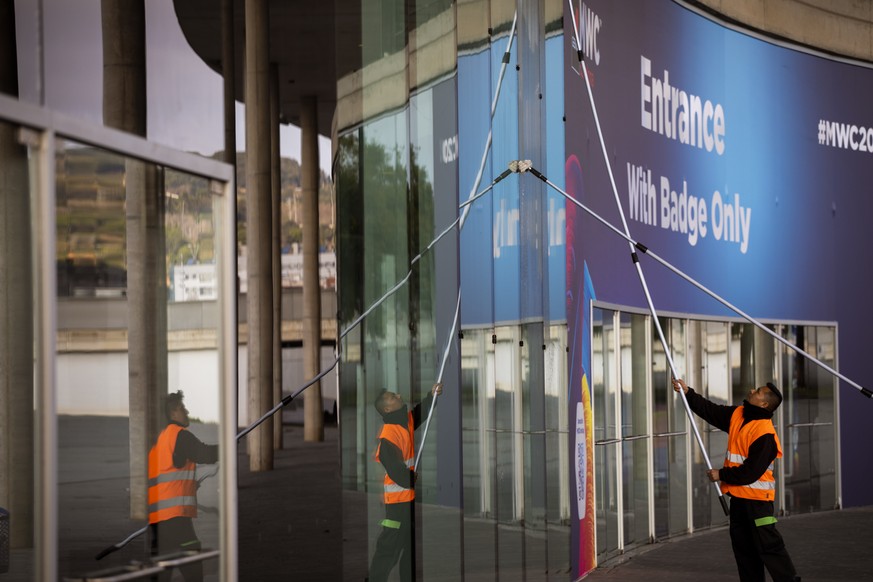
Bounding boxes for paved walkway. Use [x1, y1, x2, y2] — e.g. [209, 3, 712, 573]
[584, 506, 873, 581]
[245, 424, 873, 581]
[59, 419, 873, 580]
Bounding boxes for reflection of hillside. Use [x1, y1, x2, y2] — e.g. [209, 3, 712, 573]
[233, 152, 334, 250]
[56, 145, 129, 296]
[52, 145, 336, 297]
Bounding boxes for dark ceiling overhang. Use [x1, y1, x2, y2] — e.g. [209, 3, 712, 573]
[172, 0, 362, 139]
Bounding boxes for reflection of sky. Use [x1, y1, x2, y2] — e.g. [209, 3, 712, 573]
[14, 0, 331, 170]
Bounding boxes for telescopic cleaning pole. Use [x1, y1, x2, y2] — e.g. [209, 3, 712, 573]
[413, 12, 518, 471]
[571, 44, 728, 513]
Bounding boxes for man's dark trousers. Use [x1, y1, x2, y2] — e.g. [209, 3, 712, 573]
[369, 501, 414, 582]
[729, 496, 799, 582]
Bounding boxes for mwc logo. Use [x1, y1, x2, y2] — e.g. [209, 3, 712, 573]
[571, 1, 602, 66]
[441, 135, 458, 164]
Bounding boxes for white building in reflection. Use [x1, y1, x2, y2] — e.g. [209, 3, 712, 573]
[173, 251, 336, 301]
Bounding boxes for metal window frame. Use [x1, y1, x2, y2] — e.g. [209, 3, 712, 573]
[0, 93, 237, 581]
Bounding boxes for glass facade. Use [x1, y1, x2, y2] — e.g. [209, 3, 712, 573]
[0, 87, 235, 580]
[54, 139, 225, 578]
[336, 0, 570, 579]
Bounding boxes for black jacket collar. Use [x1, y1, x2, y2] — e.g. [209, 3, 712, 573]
[381, 405, 409, 425]
[741, 400, 773, 421]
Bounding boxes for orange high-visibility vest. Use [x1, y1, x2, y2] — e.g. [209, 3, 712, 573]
[148, 424, 198, 524]
[721, 407, 782, 502]
[375, 412, 415, 504]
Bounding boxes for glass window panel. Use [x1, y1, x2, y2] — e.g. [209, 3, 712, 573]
[686, 321, 708, 530]
[545, 431, 570, 576]
[522, 323, 547, 579]
[493, 326, 522, 524]
[781, 325, 837, 515]
[524, 434, 547, 578]
[592, 308, 616, 442]
[703, 321, 729, 405]
[55, 141, 222, 579]
[595, 442, 619, 560]
[653, 318, 688, 436]
[652, 318, 669, 436]
[545, 325, 570, 576]
[2, 119, 37, 579]
[461, 329, 498, 579]
[622, 437, 649, 548]
[652, 317, 689, 540]
[653, 435, 688, 539]
[620, 312, 648, 438]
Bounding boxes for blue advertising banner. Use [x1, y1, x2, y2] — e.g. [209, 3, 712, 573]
[459, 32, 568, 326]
[564, 0, 873, 320]
[564, 0, 873, 539]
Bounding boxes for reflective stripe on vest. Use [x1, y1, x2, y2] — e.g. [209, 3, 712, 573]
[376, 412, 416, 504]
[148, 424, 198, 524]
[720, 407, 782, 502]
[148, 469, 196, 488]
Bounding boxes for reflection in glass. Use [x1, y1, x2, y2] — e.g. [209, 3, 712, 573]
[55, 141, 221, 579]
[622, 437, 649, 547]
[1, 118, 36, 579]
[592, 308, 616, 442]
[461, 330, 498, 577]
[620, 312, 648, 438]
[653, 435, 688, 539]
[782, 325, 837, 514]
[701, 321, 729, 527]
[595, 442, 619, 560]
[545, 325, 570, 575]
[652, 318, 688, 539]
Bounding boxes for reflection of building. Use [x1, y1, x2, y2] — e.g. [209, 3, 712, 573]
[174, 252, 337, 301]
[233, 251, 336, 296]
[173, 262, 217, 301]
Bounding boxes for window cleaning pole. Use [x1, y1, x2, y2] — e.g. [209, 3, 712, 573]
[567, 33, 729, 511]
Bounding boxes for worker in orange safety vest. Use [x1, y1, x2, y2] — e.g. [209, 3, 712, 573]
[673, 378, 800, 582]
[368, 382, 442, 582]
[148, 391, 218, 581]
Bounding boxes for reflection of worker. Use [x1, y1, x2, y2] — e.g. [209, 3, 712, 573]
[368, 383, 442, 582]
[672, 378, 800, 582]
[148, 391, 218, 581]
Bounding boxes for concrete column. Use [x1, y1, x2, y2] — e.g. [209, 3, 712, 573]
[0, 7, 35, 545]
[222, 0, 239, 435]
[301, 96, 324, 442]
[270, 64, 284, 450]
[102, 0, 165, 519]
[222, 0, 237, 167]
[245, 0, 274, 470]
[102, 0, 146, 135]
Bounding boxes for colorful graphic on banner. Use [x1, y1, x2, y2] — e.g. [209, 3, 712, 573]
[566, 152, 596, 576]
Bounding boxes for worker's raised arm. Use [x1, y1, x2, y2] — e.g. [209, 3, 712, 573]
[672, 378, 734, 432]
